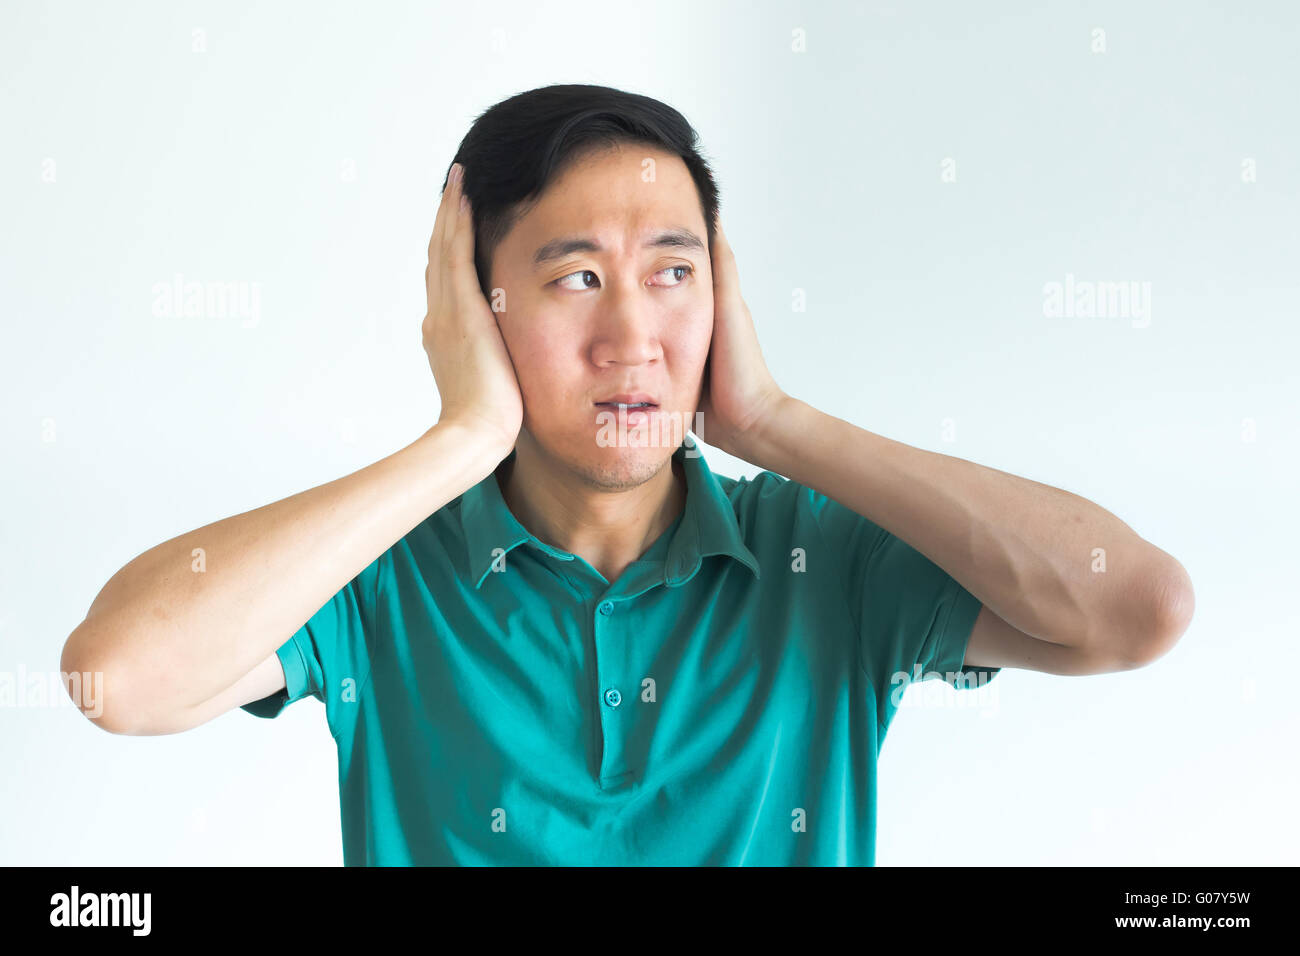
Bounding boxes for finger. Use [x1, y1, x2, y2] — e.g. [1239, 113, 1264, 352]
[440, 169, 473, 319]
[428, 164, 465, 321]
[442, 166, 466, 256]
[433, 163, 463, 255]
[709, 214, 739, 296]
[711, 215, 733, 257]
[448, 185, 484, 310]
[429, 165, 452, 253]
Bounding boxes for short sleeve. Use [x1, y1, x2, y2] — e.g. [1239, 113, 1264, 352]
[240, 551, 383, 732]
[803, 487, 1000, 727]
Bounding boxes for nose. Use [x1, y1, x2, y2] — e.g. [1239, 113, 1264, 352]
[589, 285, 663, 367]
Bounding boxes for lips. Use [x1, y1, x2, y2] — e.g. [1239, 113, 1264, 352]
[593, 393, 658, 407]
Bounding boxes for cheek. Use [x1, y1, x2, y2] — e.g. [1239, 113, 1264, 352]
[669, 306, 715, 367]
[511, 326, 573, 401]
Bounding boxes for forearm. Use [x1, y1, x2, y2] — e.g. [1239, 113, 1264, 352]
[743, 397, 1187, 654]
[61, 421, 505, 730]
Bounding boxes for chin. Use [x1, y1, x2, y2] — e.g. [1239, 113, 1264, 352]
[570, 439, 673, 491]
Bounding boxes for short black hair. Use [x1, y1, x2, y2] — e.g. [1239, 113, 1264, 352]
[444, 84, 721, 298]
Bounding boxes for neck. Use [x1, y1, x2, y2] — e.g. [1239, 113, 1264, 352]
[497, 434, 687, 584]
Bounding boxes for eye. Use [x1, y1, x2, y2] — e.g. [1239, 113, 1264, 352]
[554, 269, 599, 291]
[552, 264, 694, 292]
[653, 264, 694, 286]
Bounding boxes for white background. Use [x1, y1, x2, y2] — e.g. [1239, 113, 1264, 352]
[2, 0, 1296, 865]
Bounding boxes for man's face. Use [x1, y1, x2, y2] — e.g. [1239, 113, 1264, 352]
[489, 143, 713, 490]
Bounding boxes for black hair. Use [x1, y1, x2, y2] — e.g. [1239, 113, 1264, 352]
[443, 84, 720, 298]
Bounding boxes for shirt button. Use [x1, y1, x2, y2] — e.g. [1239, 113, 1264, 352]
[603, 688, 622, 707]
[598, 600, 614, 616]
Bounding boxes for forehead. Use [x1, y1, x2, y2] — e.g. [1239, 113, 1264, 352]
[500, 144, 704, 264]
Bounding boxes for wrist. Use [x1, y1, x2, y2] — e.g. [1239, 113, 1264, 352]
[734, 391, 798, 467]
[424, 419, 514, 479]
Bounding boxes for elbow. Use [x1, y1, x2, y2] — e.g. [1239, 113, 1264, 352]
[60, 625, 136, 735]
[1128, 558, 1196, 669]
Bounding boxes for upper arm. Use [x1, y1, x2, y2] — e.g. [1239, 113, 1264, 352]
[963, 603, 1121, 676]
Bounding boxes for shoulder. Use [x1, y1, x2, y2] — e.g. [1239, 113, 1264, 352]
[719, 466, 885, 561]
[718, 467, 833, 517]
[376, 492, 472, 583]
[717, 467, 789, 508]
[715, 467, 829, 538]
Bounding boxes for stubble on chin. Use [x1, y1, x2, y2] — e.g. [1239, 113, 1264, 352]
[569, 446, 673, 492]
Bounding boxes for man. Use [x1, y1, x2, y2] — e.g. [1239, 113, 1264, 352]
[62, 84, 1194, 865]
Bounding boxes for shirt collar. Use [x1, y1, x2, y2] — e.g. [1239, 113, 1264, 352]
[459, 436, 762, 590]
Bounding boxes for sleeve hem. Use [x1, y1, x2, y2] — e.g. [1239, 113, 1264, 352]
[239, 631, 311, 719]
[928, 582, 1000, 690]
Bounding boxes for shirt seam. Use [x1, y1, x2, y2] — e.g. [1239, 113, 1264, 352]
[857, 635, 888, 740]
[805, 486, 891, 732]
[285, 628, 314, 706]
[328, 549, 382, 743]
[922, 575, 966, 679]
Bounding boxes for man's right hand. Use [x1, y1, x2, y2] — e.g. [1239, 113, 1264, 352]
[423, 162, 523, 459]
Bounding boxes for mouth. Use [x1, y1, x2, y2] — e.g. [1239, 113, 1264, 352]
[593, 397, 659, 428]
[594, 402, 658, 411]
[593, 393, 659, 410]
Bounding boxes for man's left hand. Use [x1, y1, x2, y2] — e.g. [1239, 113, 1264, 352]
[695, 215, 789, 462]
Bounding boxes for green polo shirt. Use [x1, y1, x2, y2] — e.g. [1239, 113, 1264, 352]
[243, 435, 999, 865]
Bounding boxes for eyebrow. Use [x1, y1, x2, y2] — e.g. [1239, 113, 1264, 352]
[532, 228, 706, 272]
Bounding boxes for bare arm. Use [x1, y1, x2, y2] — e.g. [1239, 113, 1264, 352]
[62, 159, 524, 735]
[695, 220, 1193, 675]
[743, 399, 1195, 671]
[61, 423, 505, 734]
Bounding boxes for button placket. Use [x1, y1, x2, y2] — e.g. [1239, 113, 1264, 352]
[593, 596, 632, 783]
